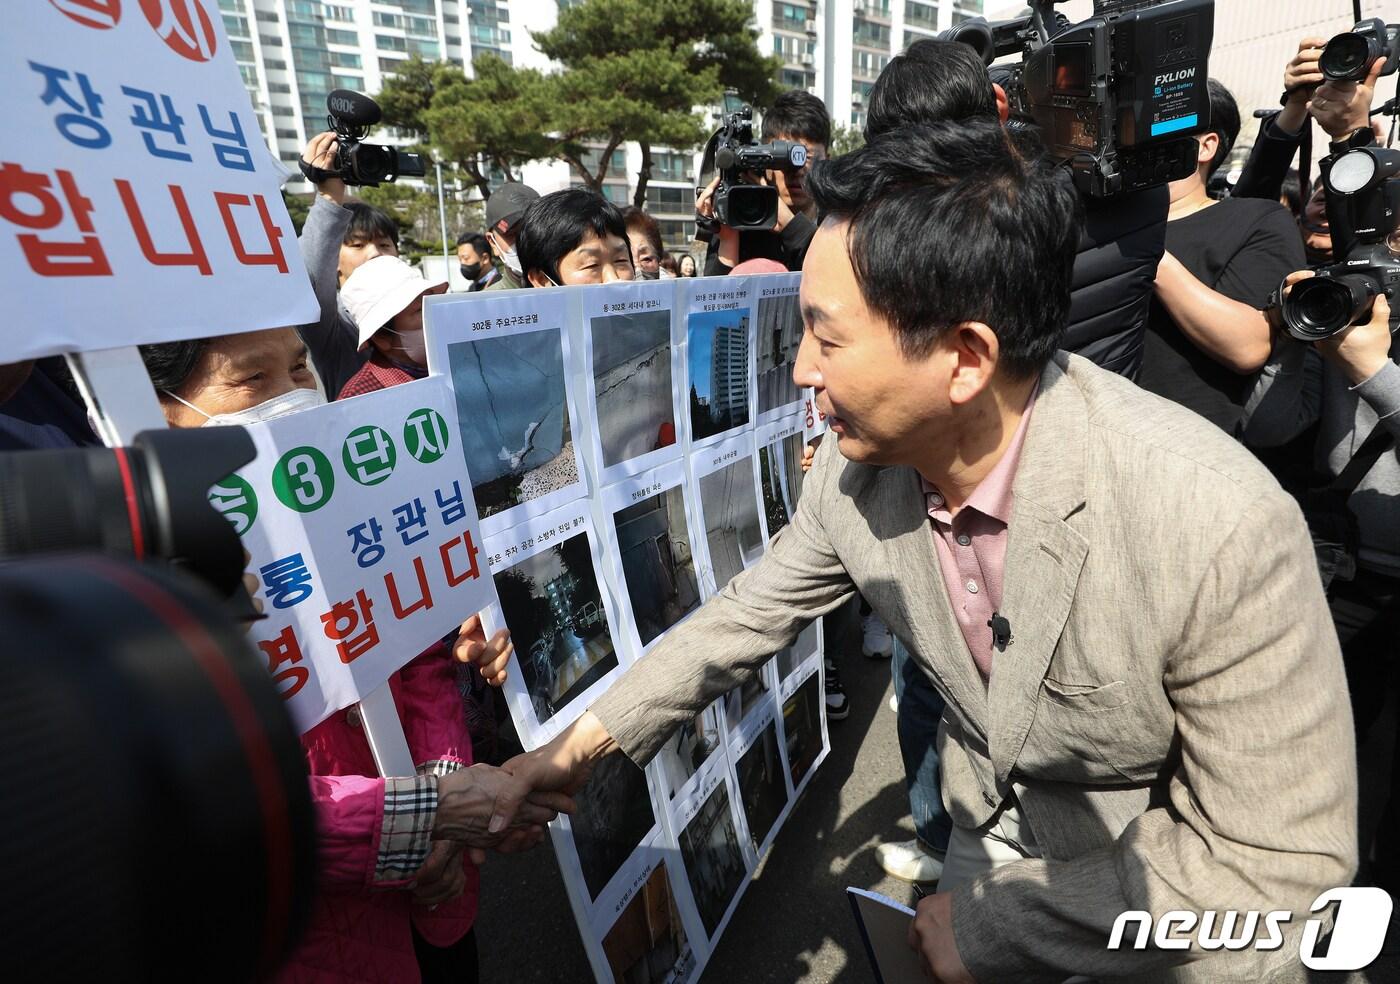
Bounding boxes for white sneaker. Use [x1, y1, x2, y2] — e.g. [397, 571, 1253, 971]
[888, 692, 899, 714]
[876, 838, 944, 884]
[862, 613, 893, 658]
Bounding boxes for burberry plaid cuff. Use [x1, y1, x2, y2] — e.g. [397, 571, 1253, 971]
[374, 775, 438, 883]
[417, 758, 465, 779]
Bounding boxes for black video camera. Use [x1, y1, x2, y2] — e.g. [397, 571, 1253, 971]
[941, 0, 1215, 198]
[0, 427, 259, 612]
[1320, 17, 1399, 84]
[1281, 145, 1400, 343]
[703, 90, 808, 231]
[324, 89, 427, 186]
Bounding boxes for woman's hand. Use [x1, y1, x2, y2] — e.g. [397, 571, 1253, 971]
[453, 612, 512, 686]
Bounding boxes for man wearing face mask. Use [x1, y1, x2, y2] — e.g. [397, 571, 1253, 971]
[481, 182, 539, 293]
[456, 232, 499, 292]
[336, 256, 450, 400]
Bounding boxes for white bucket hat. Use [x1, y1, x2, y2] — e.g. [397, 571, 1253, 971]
[341, 255, 448, 350]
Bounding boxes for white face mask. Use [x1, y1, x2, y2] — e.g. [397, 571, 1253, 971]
[492, 232, 522, 276]
[165, 386, 325, 427]
[385, 326, 428, 368]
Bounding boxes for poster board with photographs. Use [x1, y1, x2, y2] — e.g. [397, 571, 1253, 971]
[682, 278, 757, 453]
[575, 280, 685, 487]
[479, 498, 626, 749]
[423, 288, 588, 539]
[425, 277, 830, 984]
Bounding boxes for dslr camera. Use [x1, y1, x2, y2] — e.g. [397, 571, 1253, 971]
[1319, 17, 1399, 83]
[324, 89, 427, 186]
[941, 0, 1215, 198]
[1281, 145, 1400, 343]
[703, 90, 808, 231]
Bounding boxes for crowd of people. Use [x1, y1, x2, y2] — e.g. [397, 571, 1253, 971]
[1, 22, 1397, 984]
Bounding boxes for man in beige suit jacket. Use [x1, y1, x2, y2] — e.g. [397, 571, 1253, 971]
[491, 121, 1358, 981]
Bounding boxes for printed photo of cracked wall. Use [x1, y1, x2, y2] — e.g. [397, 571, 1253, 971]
[569, 752, 658, 901]
[591, 311, 677, 468]
[757, 442, 789, 537]
[613, 484, 701, 646]
[736, 720, 788, 853]
[756, 293, 802, 417]
[678, 780, 747, 938]
[687, 309, 750, 441]
[602, 863, 695, 984]
[493, 531, 618, 725]
[447, 332, 579, 518]
[698, 456, 764, 592]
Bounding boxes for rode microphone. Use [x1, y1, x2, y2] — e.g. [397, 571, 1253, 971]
[327, 89, 381, 129]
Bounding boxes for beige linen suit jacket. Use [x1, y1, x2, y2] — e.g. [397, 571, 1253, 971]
[590, 353, 1358, 982]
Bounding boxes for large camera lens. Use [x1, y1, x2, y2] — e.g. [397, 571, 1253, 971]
[722, 184, 779, 231]
[1320, 32, 1373, 82]
[0, 557, 315, 979]
[349, 143, 395, 184]
[1282, 274, 1376, 342]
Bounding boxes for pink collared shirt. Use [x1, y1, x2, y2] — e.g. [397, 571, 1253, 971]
[921, 386, 1037, 681]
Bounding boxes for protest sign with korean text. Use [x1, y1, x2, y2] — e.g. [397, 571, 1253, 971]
[2, 0, 317, 360]
[215, 378, 492, 734]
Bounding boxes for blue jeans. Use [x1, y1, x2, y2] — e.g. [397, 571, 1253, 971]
[892, 639, 953, 855]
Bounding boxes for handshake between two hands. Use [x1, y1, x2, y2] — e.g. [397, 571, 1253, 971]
[408, 615, 613, 905]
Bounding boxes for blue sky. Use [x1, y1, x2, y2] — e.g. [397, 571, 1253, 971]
[687, 309, 746, 402]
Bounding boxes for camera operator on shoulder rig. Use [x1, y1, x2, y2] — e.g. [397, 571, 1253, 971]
[696, 90, 830, 274]
[1242, 12, 1400, 896]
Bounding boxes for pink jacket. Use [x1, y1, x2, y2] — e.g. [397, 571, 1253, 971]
[275, 643, 478, 983]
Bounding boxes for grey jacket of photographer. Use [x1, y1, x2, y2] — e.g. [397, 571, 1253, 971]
[296, 195, 368, 397]
[1243, 340, 1400, 575]
[590, 352, 1356, 983]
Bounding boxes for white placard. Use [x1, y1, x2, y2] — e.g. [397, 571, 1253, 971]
[752, 273, 805, 424]
[596, 458, 705, 660]
[222, 378, 493, 735]
[681, 277, 757, 453]
[1, 0, 316, 360]
[480, 498, 625, 749]
[423, 287, 589, 539]
[803, 389, 830, 444]
[575, 279, 685, 486]
[690, 431, 763, 597]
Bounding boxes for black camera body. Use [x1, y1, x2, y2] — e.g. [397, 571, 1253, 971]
[942, 0, 1214, 198]
[325, 89, 427, 187]
[708, 92, 808, 231]
[1320, 17, 1399, 83]
[1283, 146, 1400, 343]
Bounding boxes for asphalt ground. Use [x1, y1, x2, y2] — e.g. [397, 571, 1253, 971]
[473, 620, 1400, 984]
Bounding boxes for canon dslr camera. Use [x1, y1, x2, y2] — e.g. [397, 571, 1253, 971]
[940, 0, 1214, 198]
[323, 89, 427, 186]
[1282, 145, 1400, 343]
[1319, 17, 1399, 83]
[705, 91, 808, 231]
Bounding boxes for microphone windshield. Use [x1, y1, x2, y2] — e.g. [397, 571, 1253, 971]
[327, 89, 381, 127]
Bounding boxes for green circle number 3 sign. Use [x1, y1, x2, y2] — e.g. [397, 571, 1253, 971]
[273, 446, 336, 512]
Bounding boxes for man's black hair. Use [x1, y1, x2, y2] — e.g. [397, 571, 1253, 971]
[516, 189, 632, 286]
[457, 231, 490, 255]
[865, 39, 998, 140]
[1206, 78, 1240, 177]
[140, 338, 210, 393]
[761, 90, 831, 149]
[343, 201, 399, 247]
[806, 119, 1082, 379]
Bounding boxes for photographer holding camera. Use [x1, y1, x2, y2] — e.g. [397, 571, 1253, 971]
[696, 90, 829, 274]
